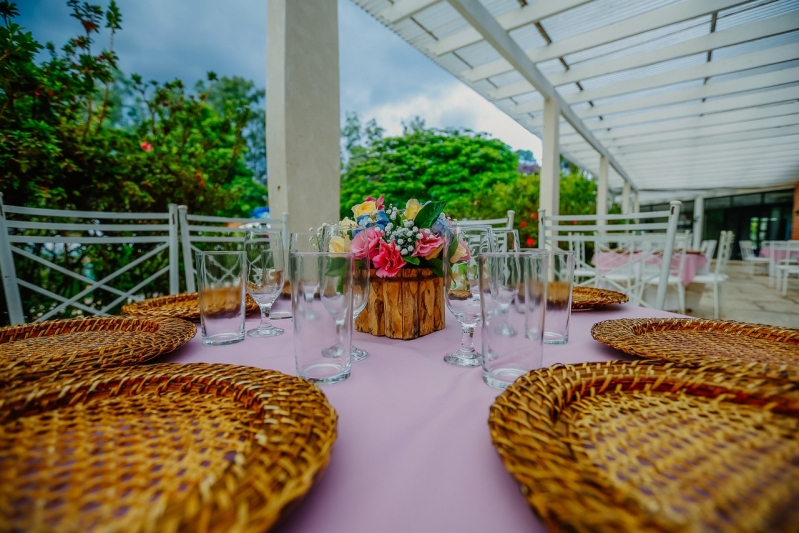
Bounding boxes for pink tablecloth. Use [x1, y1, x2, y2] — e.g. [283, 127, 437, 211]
[759, 244, 799, 263]
[157, 301, 679, 533]
[593, 251, 707, 286]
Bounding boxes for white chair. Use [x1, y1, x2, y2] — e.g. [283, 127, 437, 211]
[457, 210, 515, 251]
[776, 241, 799, 295]
[0, 193, 179, 325]
[693, 231, 734, 319]
[538, 201, 682, 311]
[568, 234, 594, 283]
[643, 232, 691, 314]
[697, 239, 716, 275]
[739, 240, 770, 276]
[178, 206, 288, 292]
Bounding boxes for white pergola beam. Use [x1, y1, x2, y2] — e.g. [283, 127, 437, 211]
[378, 0, 440, 24]
[489, 14, 799, 99]
[610, 123, 799, 153]
[521, 85, 799, 130]
[577, 66, 799, 120]
[427, 0, 591, 57]
[445, 0, 635, 189]
[464, 0, 751, 82]
[626, 153, 799, 173]
[511, 43, 799, 115]
[561, 101, 799, 142]
[608, 142, 799, 166]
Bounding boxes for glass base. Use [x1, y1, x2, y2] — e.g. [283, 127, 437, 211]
[247, 324, 284, 337]
[299, 363, 351, 385]
[352, 345, 368, 362]
[202, 332, 245, 346]
[483, 368, 526, 390]
[543, 332, 568, 345]
[444, 349, 481, 367]
[269, 310, 292, 320]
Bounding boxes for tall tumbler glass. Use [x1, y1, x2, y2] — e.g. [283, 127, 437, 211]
[443, 225, 494, 367]
[321, 224, 376, 362]
[544, 251, 574, 344]
[244, 228, 285, 337]
[291, 251, 354, 385]
[196, 251, 246, 345]
[290, 231, 323, 253]
[480, 252, 547, 389]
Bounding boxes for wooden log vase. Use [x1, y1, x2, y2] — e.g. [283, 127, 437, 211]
[356, 268, 446, 340]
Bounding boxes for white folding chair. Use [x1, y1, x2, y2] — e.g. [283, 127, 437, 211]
[0, 193, 179, 325]
[739, 240, 769, 276]
[456, 210, 515, 251]
[693, 231, 734, 319]
[538, 201, 682, 311]
[776, 241, 799, 295]
[642, 232, 691, 314]
[568, 233, 594, 283]
[178, 206, 288, 292]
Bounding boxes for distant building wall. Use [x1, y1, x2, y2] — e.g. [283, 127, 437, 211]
[793, 182, 799, 240]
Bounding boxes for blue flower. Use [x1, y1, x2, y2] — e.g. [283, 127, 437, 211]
[374, 210, 390, 230]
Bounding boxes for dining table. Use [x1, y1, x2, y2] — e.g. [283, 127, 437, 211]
[157, 298, 679, 532]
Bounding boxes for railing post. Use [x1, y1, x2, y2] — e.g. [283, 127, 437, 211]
[0, 193, 24, 324]
[168, 204, 180, 295]
[178, 205, 196, 293]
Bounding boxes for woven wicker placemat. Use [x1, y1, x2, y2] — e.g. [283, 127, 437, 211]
[122, 292, 259, 321]
[0, 363, 337, 533]
[489, 360, 799, 533]
[572, 286, 628, 310]
[0, 316, 195, 386]
[592, 318, 799, 374]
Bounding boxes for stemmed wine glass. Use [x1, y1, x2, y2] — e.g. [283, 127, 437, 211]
[244, 228, 285, 337]
[443, 225, 494, 367]
[321, 224, 376, 362]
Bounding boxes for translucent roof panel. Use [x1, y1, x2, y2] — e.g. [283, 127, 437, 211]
[352, 0, 799, 201]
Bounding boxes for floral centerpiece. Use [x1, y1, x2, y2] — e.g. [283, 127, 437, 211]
[330, 195, 467, 339]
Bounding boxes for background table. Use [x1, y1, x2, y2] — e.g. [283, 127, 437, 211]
[759, 244, 799, 263]
[594, 251, 707, 286]
[158, 301, 677, 532]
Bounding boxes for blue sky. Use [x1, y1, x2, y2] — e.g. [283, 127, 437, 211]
[19, 0, 542, 159]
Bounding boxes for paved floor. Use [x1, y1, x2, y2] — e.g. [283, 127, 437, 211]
[684, 260, 799, 328]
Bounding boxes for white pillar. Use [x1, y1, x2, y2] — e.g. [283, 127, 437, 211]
[622, 180, 631, 215]
[267, 0, 341, 236]
[597, 155, 608, 227]
[540, 97, 560, 219]
[633, 192, 640, 213]
[693, 196, 705, 250]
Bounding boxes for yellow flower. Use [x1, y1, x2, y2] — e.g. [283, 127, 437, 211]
[328, 235, 351, 253]
[405, 199, 423, 221]
[340, 217, 357, 228]
[352, 201, 377, 218]
[449, 241, 470, 263]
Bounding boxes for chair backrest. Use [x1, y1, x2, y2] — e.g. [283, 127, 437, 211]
[178, 206, 288, 293]
[738, 240, 755, 259]
[715, 231, 735, 276]
[0, 194, 179, 325]
[538, 201, 682, 310]
[700, 239, 717, 264]
[457, 210, 515, 251]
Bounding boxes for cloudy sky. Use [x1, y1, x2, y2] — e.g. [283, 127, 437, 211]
[19, 0, 543, 160]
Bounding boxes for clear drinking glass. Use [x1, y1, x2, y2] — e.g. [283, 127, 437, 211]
[480, 252, 547, 389]
[290, 231, 323, 252]
[196, 251, 246, 346]
[321, 224, 376, 362]
[244, 228, 285, 337]
[544, 250, 574, 344]
[443, 225, 494, 367]
[291, 251, 354, 385]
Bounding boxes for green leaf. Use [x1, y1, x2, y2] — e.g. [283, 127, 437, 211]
[425, 257, 443, 277]
[446, 234, 460, 261]
[413, 200, 446, 229]
[402, 256, 420, 265]
[325, 257, 348, 277]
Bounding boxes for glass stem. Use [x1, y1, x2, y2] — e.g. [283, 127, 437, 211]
[460, 324, 475, 354]
[260, 303, 273, 329]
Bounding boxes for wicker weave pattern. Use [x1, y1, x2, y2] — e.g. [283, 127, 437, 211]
[488, 361, 799, 533]
[122, 292, 259, 321]
[0, 363, 337, 533]
[0, 317, 195, 385]
[572, 286, 628, 310]
[592, 318, 799, 372]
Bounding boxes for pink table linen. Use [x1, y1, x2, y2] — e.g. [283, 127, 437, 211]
[759, 244, 799, 263]
[157, 301, 679, 533]
[593, 251, 707, 286]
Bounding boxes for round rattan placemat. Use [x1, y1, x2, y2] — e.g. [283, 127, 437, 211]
[489, 360, 799, 533]
[0, 363, 337, 533]
[0, 316, 195, 386]
[122, 292, 260, 321]
[572, 286, 628, 310]
[592, 318, 799, 374]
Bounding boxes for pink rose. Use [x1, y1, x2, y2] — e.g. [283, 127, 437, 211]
[350, 227, 382, 260]
[412, 232, 445, 259]
[372, 240, 406, 278]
